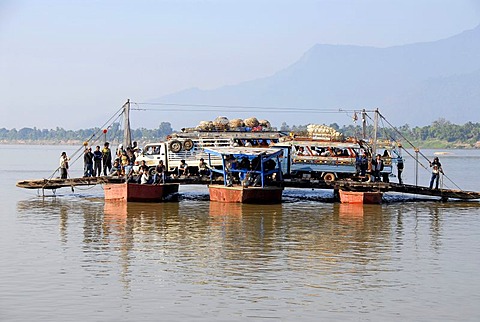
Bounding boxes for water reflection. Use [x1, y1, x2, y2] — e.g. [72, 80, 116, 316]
[17, 197, 104, 245]
[16, 197, 480, 298]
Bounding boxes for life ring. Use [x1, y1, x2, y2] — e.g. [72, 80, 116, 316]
[183, 139, 194, 151]
[169, 140, 182, 153]
[323, 172, 336, 182]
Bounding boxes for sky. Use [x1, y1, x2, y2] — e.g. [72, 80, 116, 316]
[1, 0, 479, 131]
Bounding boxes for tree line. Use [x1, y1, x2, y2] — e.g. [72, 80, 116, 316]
[282, 118, 480, 148]
[0, 122, 174, 144]
[1, 119, 479, 148]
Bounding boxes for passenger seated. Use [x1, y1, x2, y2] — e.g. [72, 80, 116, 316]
[140, 166, 151, 184]
[178, 159, 189, 177]
[238, 157, 250, 170]
[321, 149, 331, 156]
[109, 160, 121, 176]
[237, 157, 250, 181]
[259, 140, 269, 147]
[198, 158, 210, 176]
[153, 160, 166, 183]
[265, 159, 276, 172]
[225, 154, 238, 186]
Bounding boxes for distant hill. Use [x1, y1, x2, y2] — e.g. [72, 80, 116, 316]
[151, 24, 480, 127]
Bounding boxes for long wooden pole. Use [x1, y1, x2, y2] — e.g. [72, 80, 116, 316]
[124, 99, 132, 148]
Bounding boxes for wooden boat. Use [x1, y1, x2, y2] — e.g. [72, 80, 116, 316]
[103, 182, 179, 202]
[204, 147, 284, 204]
[339, 189, 382, 204]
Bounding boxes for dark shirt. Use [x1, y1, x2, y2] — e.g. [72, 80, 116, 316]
[84, 151, 94, 164]
[102, 147, 112, 163]
[156, 164, 165, 173]
[93, 150, 103, 161]
[397, 159, 404, 170]
[372, 159, 384, 171]
[431, 160, 442, 174]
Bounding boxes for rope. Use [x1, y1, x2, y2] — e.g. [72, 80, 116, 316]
[131, 102, 362, 114]
[377, 111, 463, 191]
[40, 105, 125, 190]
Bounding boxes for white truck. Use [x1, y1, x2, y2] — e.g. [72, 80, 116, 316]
[135, 130, 287, 176]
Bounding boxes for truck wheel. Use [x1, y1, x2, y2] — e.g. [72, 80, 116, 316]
[323, 173, 335, 182]
[169, 140, 182, 153]
[183, 139, 194, 151]
[148, 167, 156, 176]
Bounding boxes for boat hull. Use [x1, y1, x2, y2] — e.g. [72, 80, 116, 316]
[104, 183, 179, 202]
[208, 185, 283, 204]
[339, 190, 382, 204]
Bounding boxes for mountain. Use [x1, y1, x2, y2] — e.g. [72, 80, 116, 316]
[153, 24, 480, 127]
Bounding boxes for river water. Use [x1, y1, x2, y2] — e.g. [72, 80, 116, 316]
[1, 145, 480, 321]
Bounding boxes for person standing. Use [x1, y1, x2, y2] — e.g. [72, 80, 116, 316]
[371, 154, 384, 182]
[397, 156, 404, 184]
[429, 157, 443, 189]
[83, 147, 94, 177]
[360, 152, 368, 177]
[102, 142, 112, 176]
[92, 145, 103, 177]
[59, 152, 69, 179]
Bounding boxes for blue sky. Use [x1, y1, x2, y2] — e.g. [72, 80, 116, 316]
[1, 0, 479, 130]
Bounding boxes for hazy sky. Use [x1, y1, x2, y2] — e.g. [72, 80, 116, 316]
[1, 0, 479, 130]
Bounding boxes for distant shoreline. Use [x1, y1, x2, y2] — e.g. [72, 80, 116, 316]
[1, 139, 479, 149]
[0, 140, 85, 146]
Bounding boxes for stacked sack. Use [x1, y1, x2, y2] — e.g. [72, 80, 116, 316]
[307, 124, 344, 141]
[229, 118, 244, 128]
[196, 116, 272, 131]
[213, 116, 229, 130]
[243, 117, 259, 128]
[196, 121, 215, 131]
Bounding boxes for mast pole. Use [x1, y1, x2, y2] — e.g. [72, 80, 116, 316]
[362, 109, 367, 140]
[123, 99, 132, 148]
[373, 108, 379, 156]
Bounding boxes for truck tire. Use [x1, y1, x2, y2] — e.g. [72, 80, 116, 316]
[183, 139, 194, 151]
[148, 167, 156, 176]
[169, 140, 182, 153]
[323, 172, 336, 182]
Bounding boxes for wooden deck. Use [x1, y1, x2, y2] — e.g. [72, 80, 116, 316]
[16, 176, 125, 190]
[16, 176, 480, 201]
[332, 181, 480, 201]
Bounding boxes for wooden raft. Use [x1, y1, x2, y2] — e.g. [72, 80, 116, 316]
[332, 181, 480, 200]
[16, 177, 125, 190]
[16, 176, 480, 201]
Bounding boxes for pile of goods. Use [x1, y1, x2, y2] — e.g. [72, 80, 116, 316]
[196, 116, 272, 131]
[306, 124, 344, 141]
